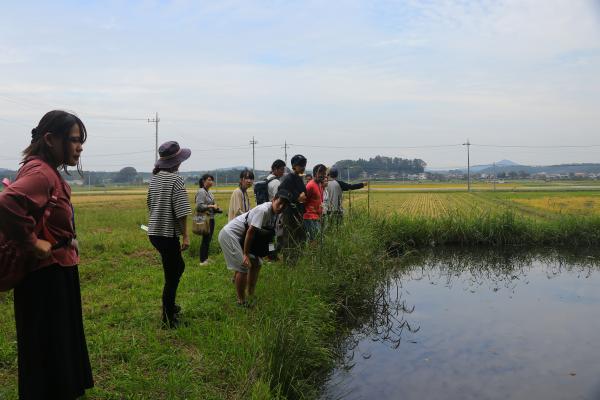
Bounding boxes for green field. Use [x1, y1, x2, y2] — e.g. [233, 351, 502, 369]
[2, 189, 600, 399]
[347, 190, 600, 219]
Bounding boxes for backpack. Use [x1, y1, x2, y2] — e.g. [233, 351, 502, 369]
[0, 160, 60, 292]
[238, 212, 276, 258]
[254, 176, 277, 205]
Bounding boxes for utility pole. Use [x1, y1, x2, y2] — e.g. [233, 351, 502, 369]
[346, 166, 352, 214]
[250, 136, 258, 171]
[282, 140, 290, 165]
[148, 112, 160, 163]
[367, 178, 371, 216]
[493, 162, 497, 192]
[463, 139, 471, 192]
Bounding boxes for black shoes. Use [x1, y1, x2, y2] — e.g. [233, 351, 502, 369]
[162, 305, 182, 329]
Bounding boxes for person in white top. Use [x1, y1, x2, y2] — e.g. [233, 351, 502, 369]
[218, 189, 291, 306]
[267, 159, 286, 201]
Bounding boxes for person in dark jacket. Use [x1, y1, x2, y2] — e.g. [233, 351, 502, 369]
[278, 154, 307, 264]
[0, 110, 94, 400]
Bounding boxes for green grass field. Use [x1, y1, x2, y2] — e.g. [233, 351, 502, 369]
[2, 189, 600, 399]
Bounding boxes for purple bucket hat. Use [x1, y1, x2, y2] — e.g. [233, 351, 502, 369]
[155, 141, 191, 169]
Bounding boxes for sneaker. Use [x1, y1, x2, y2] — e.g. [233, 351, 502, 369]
[246, 297, 257, 307]
[162, 313, 180, 329]
[162, 317, 189, 329]
[200, 260, 209, 266]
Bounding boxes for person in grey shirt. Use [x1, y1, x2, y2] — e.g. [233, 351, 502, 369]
[325, 166, 367, 225]
[195, 174, 221, 265]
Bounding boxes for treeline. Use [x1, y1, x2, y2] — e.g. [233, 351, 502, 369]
[333, 156, 427, 180]
[67, 168, 270, 187]
[1, 156, 429, 187]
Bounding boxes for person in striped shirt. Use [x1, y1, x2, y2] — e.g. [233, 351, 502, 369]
[146, 141, 192, 328]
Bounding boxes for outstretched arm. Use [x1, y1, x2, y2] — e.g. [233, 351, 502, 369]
[338, 180, 365, 191]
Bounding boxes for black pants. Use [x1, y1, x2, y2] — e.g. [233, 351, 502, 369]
[199, 219, 215, 262]
[14, 264, 94, 400]
[149, 236, 185, 317]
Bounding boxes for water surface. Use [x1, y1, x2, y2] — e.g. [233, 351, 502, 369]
[322, 249, 600, 400]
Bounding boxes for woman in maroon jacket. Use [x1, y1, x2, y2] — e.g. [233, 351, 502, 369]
[0, 111, 93, 399]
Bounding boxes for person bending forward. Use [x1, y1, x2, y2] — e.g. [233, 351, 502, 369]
[218, 189, 291, 306]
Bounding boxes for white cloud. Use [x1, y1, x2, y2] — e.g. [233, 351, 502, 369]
[1, 0, 599, 170]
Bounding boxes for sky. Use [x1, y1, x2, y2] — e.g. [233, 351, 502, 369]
[1, 0, 599, 172]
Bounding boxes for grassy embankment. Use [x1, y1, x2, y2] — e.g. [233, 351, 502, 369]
[2, 191, 600, 399]
[0, 192, 386, 399]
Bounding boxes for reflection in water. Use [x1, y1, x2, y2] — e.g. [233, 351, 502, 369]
[323, 248, 600, 400]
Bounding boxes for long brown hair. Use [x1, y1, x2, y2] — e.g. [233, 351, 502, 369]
[23, 110, 87, 176]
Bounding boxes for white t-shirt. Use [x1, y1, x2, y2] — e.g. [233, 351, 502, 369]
[223, 202, 275, 239]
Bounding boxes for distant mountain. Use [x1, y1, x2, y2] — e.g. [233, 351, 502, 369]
[470, 160, 522, 173]
[438, 160, 523, 173]
[214, 166, 251, 171]
[478, 163, 600, 175]
[435, 161, 600, 176]
[495, 159, 520, 167]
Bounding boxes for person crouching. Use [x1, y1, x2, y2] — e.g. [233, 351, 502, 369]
[218, 189, 291, 306]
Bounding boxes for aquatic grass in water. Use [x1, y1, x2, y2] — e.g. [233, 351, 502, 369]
[375, 208, 600, 253]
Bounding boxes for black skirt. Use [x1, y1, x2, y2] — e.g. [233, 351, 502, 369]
[14, 264, 94, 400]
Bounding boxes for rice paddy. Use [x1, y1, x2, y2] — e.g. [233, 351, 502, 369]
[347, 190, 600, 219]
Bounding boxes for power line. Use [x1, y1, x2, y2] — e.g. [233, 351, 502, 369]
[0, 94, 50, 110]
[0, 117, 30, 127]
[472, 143, 600, 148]
[84, 149, 155, 158]
[84, 115, 148, 121]
[0, 94, 150, 122]
[192, 145, 250, 151]
[288, 143, 463, 149]
[0, 145, 278, 162]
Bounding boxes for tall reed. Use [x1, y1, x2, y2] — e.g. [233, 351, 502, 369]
[258, 209, 600, 398]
